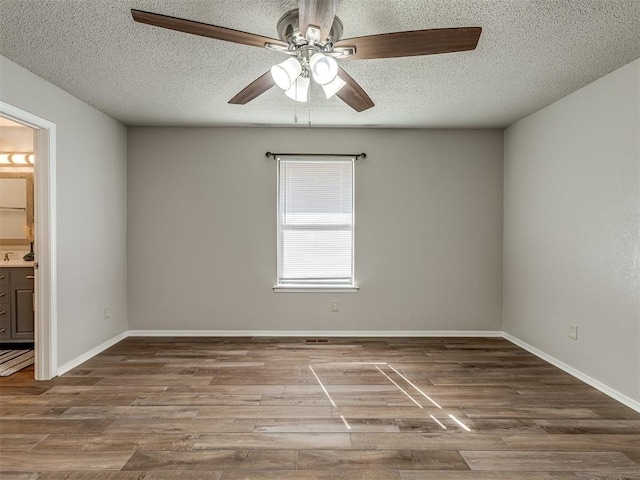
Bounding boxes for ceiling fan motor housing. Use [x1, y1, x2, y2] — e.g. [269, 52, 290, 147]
[276, 9, 344, 52]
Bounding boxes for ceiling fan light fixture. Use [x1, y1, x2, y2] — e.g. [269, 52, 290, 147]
[321, 75, 347, 99]
[309, 52, 338, 85]
[285, 75, 310, 103]
[271, 57, 302, 90]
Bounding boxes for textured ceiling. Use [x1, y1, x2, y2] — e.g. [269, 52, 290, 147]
[0, 0, 639, 128]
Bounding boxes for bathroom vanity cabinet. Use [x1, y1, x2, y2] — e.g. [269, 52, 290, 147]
[0, 266, 34, 342]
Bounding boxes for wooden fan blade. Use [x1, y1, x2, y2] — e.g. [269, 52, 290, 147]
[299, 0, 339, 41]
[131, 9, 286, 49]
[228, 72, 275, 105]
[336, 68, 374, 112]
[335, 27, 482, 60]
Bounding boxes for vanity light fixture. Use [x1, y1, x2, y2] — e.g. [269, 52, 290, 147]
[0, 153, 35, 165]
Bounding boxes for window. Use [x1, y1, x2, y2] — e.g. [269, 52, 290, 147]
[275, 156, 357, 291]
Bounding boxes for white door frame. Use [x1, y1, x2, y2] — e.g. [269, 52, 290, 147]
[1, 101, 57, 380]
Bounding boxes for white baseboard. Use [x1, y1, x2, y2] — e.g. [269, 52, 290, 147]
[126, 329, 504, 338]
[56, 331, 128, 376]
[502, 332, 640, 413]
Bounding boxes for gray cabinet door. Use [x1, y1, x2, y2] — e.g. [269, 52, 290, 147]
[11, 285, 34, 339]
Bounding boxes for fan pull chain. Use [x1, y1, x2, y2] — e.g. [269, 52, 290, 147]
[308, 81, 312, 129]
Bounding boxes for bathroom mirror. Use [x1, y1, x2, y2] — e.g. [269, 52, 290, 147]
[0, 172, 34, 245]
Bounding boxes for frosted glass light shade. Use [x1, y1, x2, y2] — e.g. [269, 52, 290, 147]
[285, 75, 310, 102]
[321, 75, 346, 98]
[10, 154, 28, 164]
[309, 53, 338, 85]
[271, 58, 302, 90]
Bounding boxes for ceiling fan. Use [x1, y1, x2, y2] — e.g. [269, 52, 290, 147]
[131, 0, 482, 112]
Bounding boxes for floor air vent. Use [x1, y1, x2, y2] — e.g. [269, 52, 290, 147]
[306, 338, 329, 343]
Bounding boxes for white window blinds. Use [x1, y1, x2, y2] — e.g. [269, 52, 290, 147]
[277, 157, 355, 286]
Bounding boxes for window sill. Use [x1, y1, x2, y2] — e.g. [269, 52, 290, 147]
[273, 285, 359, 293]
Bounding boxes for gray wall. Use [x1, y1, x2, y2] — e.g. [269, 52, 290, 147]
[503, 58, 640, 401]
[0, 55, 128, 367]
[128, 127, 503, 333]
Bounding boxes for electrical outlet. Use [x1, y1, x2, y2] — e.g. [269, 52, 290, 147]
[569, 324, 578, 340]
[331, 300, 339, 312]
[104, 307, 111, 320]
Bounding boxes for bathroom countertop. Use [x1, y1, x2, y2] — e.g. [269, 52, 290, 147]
[0, 260, 35, 268]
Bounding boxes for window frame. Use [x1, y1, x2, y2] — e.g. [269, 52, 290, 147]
[274, 155, 358, 293]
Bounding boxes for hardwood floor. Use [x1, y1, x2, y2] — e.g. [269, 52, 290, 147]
[1, 336, 639, 479]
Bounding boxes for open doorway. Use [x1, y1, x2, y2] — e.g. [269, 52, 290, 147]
[0, 101, 56, 380]
[0, 117, 36, 375]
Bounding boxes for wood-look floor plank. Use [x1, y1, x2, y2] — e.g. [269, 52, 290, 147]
[460, 451, 639, 471]
[32, 433, 198, 451]
[350, 433, 509, 450]
[164, 385, 283, 395]
[535, 419, 640, 434]
[575, 472, 640, 480]
[501, 434, 640, 452]
[396, 418, 546, 434]
[0, 451, 133, 471]
[462, 407, 601, 419]
[590, 406, 640, 420]
[61, 406, 200, 419]
[37, 473, 223, 480]
[222, 471, 402, 479]
[0, 386, 51, 396]
[252, 418, 400, 433]
[429, 377, 583, 386]
[105, 418, 256, 434]
[0, 434, 47, 451]
[0, 473, 40, 480]
[0, 406, 70, 418]
[0, 419, 114, 434]
[282, 384, 399, 394]
[121, 450, 296, 471]
[43, 385, 169, 395]
[96, 376, 214, 386]
[399, 472, 578, 479]
[3, 393, 141, 407]
[259, 394, 388, 406]
[132, 394, 262, 406]
[195, 405, 333, 418]
[297, 449, 469, 470]
[330, 406, 465, 419]
[195, 432, 352, 449]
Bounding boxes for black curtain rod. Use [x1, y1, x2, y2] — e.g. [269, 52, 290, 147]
[266, 152, 366, 160]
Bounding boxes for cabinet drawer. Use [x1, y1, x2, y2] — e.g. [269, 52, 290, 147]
[10, 268, 34, 285]
[0, 269, 8, 285]
[0, 317, 10, 339]
[0, 285, 8, 304]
